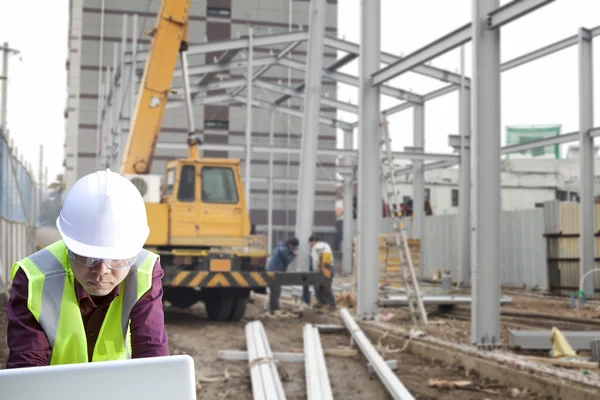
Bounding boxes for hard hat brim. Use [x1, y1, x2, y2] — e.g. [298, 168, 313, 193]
[56, 216, 149, 260]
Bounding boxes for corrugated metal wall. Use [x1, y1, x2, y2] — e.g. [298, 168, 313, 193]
[0, 137, 37, 295]
[420, 210, 548, 289]
[544, 200, 600, 296]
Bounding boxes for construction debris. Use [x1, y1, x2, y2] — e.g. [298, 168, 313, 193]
[550, 327, 577, 358]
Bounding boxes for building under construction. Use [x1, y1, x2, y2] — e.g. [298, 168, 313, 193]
[64, 0, 340, 243]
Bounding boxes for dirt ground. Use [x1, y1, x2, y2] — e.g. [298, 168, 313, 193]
[166, 298, 544, 399]
[0, 293, 545, 399]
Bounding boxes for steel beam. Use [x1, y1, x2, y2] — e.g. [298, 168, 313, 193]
[589, 127, 600, 138]
[219, 350, 304, 363]
[166, 93, 232, 109]
[380, 77, 465, 119]
[323, 35, 471, 88]
[502, 130, 579, 154]
[380, 295, 512, 306]
[372, 24, 471, 86]
[173, 78, 249, 96]
[412, 105, 425, 249]
[254, 80, 359, 114]
[509, 330, 600, 351]
[371, 0, 554, 86]
[458, 46, 471, 286]
[174, 56, 277, 78]
[294, 0, 327, 275]
[487, 0, 555, 29]
[340, 309, 415, 399]
[357, 0, 381, 320]
[244, 28, 254, 208]
[231, 40, 303, 98]
[278, 57, 424, 104]
[398, 130, 583, 177]
[579, 27, 595, 298]
[268, 111, 275, 251]
[232, 95, 352, 130]
[472, 0, 501, 348]
[381, 25, 600, 122]
[125, 30, 309, 63]
[303, 324, 334, 400]
[194, 48, 242, 87]
[246, 321, 286, 399]
[273, 53, 357, 106]
[343, 128, 354, 276]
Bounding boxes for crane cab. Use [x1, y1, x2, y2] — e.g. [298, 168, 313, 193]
[143, 158, 251, 247]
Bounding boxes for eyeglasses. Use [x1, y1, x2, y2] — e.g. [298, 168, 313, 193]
[67, 249, 136, 270]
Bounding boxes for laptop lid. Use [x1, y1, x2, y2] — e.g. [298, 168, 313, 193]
[0, 355, 197, 400]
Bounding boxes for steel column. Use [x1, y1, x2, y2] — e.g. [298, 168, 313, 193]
[357, 0, 381, 319]
[578, 27, 595, 298]
[471, 0, 501, 346]
[458, 46, 471, 286]
[267, 111, 275, 252]
[294, 0, 327, 272]
[130, 14, 138, 117]
[0, 42, 9, 134]
[412, 104, 425, 248]
[343, 128, 354, 276]
[245, 27, 254, 208]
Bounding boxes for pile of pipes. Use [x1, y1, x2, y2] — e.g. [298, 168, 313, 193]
[220, 308, 416, 400]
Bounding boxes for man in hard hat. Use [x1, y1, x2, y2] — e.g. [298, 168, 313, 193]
[6, 169, 169, 368]
[266, 237, 299, 313]
[302, 234, 336, 309]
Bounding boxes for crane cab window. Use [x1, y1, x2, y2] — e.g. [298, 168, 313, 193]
[177, 165, 196, 202]
[201, 167, 238, 204]
[164, 168, 175, 196]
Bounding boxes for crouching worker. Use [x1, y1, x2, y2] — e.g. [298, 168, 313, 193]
[302, 234, 336, 309]
[266, 237, 299, 312]
[6, 169, 169, 368]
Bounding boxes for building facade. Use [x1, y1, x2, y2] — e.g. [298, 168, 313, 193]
[65, 0, 339, 244]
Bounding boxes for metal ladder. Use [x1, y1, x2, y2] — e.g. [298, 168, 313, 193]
[379, 113, 428, 325]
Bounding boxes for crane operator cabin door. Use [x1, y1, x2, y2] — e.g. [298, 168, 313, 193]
[170, 164, 201, 240]
[199, 165, 243, 237]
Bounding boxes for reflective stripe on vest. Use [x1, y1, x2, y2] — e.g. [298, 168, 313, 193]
[11, 240, 158, 365]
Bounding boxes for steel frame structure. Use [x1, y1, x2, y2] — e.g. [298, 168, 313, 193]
[97, 0, 596, 348]
[363, 0, 595, 346]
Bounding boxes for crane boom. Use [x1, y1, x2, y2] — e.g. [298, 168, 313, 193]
[120, 0, 192, 175]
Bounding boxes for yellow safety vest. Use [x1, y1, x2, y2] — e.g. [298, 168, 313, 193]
[11, 240, 159, 365]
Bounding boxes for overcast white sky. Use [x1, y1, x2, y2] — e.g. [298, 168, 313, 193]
[0, 0, 599, 184]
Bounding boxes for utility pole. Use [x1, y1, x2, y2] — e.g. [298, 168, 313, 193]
[1, 42, 20, 139]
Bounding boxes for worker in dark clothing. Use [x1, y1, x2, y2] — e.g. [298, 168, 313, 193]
[266, 237, 299, 312]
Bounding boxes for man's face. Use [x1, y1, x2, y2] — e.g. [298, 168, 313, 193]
[310, 240, 317, 248]
[287, 244, 298, 254]
[71, 260, 131, 297]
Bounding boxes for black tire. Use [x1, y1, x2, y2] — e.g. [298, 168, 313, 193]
[164, 288, 199, 309]
[205, 296, 234, 321]
[228, 296, 248, 321]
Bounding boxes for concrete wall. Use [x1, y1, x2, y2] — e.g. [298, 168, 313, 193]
[65, 0, 339, 245]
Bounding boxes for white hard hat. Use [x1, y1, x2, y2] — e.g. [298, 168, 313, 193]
[56, 169, 150, 260]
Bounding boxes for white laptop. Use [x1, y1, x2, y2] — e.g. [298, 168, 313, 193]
[0, 355, 197, 400]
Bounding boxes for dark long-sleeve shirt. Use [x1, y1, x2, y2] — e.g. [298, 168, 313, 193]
[6, 260, 169, 368]
[266, 241, 296, 272]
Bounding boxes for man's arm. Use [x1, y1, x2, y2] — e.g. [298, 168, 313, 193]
[6, 268, 52, 368]
[129, 260, 170, 358]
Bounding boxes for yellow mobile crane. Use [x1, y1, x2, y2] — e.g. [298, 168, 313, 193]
[120, 0, 330, 320]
